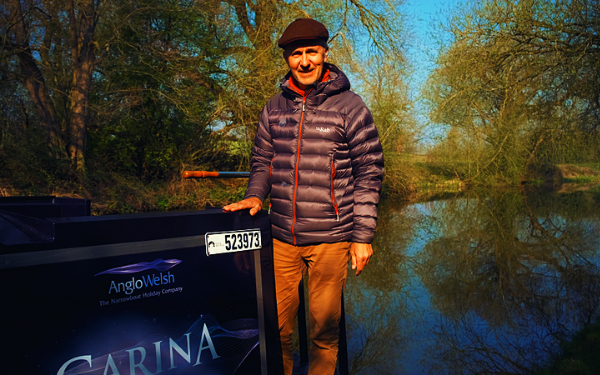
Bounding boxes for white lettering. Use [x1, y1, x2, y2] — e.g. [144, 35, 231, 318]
[169, 333, 192, 369]
[126, 347, 153, 375]
[194, 323, 221, 365]
[57, 327, 222, 375]
[154, 340, 165, 373]
[103, 354, 120, 375]
[57, 355, 92, 375]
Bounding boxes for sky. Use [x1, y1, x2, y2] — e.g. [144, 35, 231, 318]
[404, 0, 447, 95]
[402, 0, 463, 147]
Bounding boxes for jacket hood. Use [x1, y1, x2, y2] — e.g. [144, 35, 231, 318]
[280, 63, 351, 105]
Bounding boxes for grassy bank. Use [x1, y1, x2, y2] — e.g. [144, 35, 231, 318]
[383, 153, 466, 201]
[2, 158, 600, 215]
[0, 173, 248, 215]
[1, 152, 465, 214]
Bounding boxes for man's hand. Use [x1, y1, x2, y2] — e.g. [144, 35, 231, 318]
[222, 197, 263, 216]
[350, 242, 373, 276]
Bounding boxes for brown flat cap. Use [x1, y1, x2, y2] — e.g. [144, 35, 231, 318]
[278, 18, 329, 48]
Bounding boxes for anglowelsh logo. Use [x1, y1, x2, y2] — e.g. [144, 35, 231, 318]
[95, 259, 181, 276]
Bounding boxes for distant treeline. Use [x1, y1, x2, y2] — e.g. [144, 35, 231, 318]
[425, 0, 600, 184]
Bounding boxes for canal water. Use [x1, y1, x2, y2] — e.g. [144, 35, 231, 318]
[344, 187, 600, 374]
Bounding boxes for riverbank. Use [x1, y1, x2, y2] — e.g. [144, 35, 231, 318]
[1, 162, 599, 215]
[0, 161, 464, 215]
[0, 174, 249, 215]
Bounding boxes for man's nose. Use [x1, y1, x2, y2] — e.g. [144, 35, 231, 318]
[300, 53, 310, 67]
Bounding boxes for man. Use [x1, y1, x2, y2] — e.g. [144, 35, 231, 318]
[223, 18, 384, 375]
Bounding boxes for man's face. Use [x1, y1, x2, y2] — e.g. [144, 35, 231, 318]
[283, 41, 329, 90]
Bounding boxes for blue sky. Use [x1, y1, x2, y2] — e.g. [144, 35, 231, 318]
[404, 0, 447, 93]
[403, 0, 463, 147]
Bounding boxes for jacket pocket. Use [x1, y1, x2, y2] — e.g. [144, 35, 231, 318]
[269, 158, 274, 214]
[330, 158, 339, 222]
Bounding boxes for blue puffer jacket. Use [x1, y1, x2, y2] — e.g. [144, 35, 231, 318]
[244, 63, 384, 246]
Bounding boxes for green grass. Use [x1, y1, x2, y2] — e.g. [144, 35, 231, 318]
[563, 176, 597, 184]
[527, 178, 545, 185]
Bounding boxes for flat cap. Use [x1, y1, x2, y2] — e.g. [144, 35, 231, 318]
[278, 18, 329, 48]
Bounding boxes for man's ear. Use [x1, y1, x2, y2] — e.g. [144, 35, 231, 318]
[324, 48, 329, 62]
[283, 50, 291, 66]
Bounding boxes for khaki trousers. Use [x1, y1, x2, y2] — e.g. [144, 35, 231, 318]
[273, 238, 351, 375]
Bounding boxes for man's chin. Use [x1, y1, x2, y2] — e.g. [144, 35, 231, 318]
[293, 74, 318, 88]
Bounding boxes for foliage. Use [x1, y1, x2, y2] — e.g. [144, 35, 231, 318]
[1, 0, 413, 201]
[356, 56, 416, 155]
[425, 0, 600, 184]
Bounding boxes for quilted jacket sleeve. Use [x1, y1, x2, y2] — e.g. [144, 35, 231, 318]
[244, 106, 273, 202]
[346, 98, 384, 244]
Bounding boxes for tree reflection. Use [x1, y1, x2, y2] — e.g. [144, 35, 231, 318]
[345, 199, 416, 374]
[415, 189, 600, 374]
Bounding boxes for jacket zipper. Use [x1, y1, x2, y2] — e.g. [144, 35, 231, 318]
[269, 158, 273, 214]
[330, 160, 339, 222]
[291, 95, 309, 245]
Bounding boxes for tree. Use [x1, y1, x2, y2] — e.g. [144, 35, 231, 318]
[2, 0, 101, 173]
[89, 0, 411, 177]
[425, 0, 600, 183]
[1, 0, 412, 189]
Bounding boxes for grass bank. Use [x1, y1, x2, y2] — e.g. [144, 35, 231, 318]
[1, 153, 467, 214]
[546, 164, 600, 182]
[383, 152, 466, 201]
[0, 173, 248, 215]
[3, 159, 600, 215]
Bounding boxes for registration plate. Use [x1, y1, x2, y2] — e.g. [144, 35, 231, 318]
[205, 229, 262, 256]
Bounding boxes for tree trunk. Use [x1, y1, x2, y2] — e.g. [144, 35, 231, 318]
[9, 0, 63, 151]
[67, 0, 98, 173]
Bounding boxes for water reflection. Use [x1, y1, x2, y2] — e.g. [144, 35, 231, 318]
[345, 199, 414, 374]
[345, 188, 600, 374]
